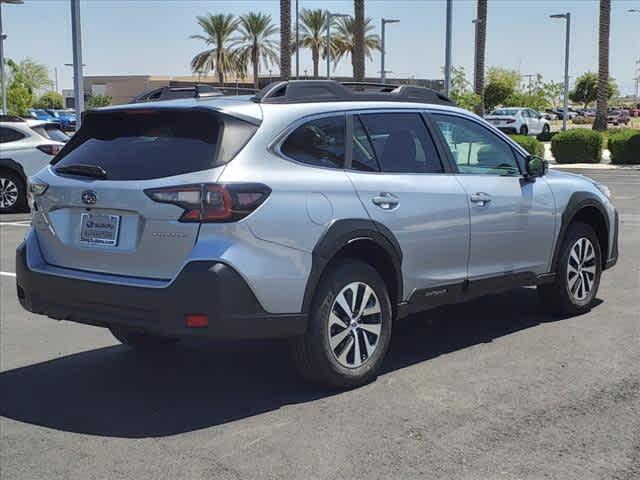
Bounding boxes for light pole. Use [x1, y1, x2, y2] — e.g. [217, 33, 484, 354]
[551, 12, 571, 131]
[326, 12, 348, 80]
[444, 0, 453, 96]
[380, 18, 399, 84]
[70, 0, 84, 130]
[295, 0, 299, 79]
[0, 0, 24, 115]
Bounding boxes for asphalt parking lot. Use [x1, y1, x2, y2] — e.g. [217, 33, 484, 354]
[0, 169, 638, 480]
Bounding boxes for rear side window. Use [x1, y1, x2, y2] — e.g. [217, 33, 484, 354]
[280, 115, 345, 168]
[52, 109, 256, 181]
[0, 127, 26, 143]
[355, 113, 443, 173]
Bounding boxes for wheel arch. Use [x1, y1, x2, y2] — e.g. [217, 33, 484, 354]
[302, 219, 403, 319]
[552, 192, 610, 270]
[0, 158, 27, 185]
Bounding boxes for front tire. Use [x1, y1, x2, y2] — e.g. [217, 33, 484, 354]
[520, 125, 529, 136]
[110, 327, 178, 350]
[292, 261, 393, 388]
[538, 222, 602, 316]
[0, 170, 26, 214]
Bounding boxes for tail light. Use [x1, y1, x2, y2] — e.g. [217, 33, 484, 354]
[37, 144, 62, 156]
[144, 183, 270, 223]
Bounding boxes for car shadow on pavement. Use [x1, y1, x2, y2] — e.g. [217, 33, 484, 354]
[0, 287, 598, 438]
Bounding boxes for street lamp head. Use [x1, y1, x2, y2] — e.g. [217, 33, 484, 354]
[383, 18, 400, 24]
[0, 0, 25, 4]
[550, 13, 569, 19]
[629, 9, 640, 13]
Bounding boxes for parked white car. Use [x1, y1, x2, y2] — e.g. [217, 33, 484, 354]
[0, 116, 63, 213]
[485, 108, 551, 136]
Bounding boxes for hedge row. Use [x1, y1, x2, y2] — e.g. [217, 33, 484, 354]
[608, 129, 640, 164]
[550, 129, 603, 164]
[508, 135, 544, 157]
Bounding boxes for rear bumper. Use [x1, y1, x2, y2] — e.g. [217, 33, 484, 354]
[16, 241, 307, 340]
[496, 126, 518, 134]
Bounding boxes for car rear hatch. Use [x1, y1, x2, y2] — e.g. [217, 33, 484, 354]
[31, 107, 259, 280]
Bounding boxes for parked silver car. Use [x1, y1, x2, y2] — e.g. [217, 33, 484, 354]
[17, 81, 618, 388]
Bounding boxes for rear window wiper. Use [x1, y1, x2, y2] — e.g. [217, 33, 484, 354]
[55, 164, 108, 179]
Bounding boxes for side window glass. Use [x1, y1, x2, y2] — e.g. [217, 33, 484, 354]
[0, 127, 26, 144]
[281, 115, 345, 168]
[358, 113, 443, 173]
[432, 114, 520, 176]
[351, 116, 379, 172]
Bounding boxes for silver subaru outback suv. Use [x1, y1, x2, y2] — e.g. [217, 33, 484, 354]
[17, 81, 618, 388]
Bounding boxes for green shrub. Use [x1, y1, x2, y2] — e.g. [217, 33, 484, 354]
[508, 134, 544, 157]
[608, 129, 640, 164]
[536, 130, 558, 142]
[572, 116, 593, 125]
[551, 129, 603, 163]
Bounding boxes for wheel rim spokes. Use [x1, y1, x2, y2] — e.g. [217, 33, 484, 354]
[0, 178, 18, 208]
[567, 237, 597, 301]
[328, 281, 383, 369]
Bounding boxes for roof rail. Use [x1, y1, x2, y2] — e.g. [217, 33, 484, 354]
[0, 114, 27, 123]
[252, 80, 456, 106]
[132, 84, 223, 103]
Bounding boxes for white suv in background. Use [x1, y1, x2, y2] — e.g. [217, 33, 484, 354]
[485, 108, 551, 136]
[0, 116, 64, 213]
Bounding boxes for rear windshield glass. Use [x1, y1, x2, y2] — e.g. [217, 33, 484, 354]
[52, 109, 254, 180]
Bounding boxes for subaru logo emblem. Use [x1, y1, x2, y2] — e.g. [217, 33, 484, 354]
[81, 190, 97, 205]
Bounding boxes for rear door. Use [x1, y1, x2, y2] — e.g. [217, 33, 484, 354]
[32, 108, 257, 280]
[345, 111, 470, 300]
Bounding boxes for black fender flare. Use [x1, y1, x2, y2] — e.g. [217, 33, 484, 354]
[301, 219, 403, 314]
[0, 158, 27, 185]
[551, 191, 610, 269]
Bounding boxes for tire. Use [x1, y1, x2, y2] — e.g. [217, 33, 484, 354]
[292, 261, 393, 389]
[538, 222, 602, 316]
[110, 327, 178, 350]
[542, 124, 550, 134]
[0, 169, 27, 214]
[519, 125, 528, 136]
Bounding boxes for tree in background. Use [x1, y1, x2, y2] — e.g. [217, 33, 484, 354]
[333, 16, 380, 79]
[353, 0, 365, 81]
[474, 0, 487, 115]
[233, 13, 279, 89]
[593, 0, 610, 131]
[448, 66, 481, 111]
[543, 80, 565, 108]
[87, 95, 112, 109]
[280, 0, 291, 80]
[190, 14, 240, 86]
[33, 91, 64, 109]
[570, 72, 618, 109]
[483, 67, 519, 111]
[10, 58, 52, 93]
[297, 9, 328, 79]
[5, 59, 34, 116]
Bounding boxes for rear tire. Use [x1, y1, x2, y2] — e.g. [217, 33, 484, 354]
[292, 261, 393, 389]
[0, 170, 26, 214]
[520, 125, 529, 136]
[110, 327, 178, 350]
[538, 222, 602, 316]
[542, 124, 550, 134]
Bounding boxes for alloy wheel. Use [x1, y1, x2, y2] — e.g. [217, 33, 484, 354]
[328, 282, 383, 369]
[567, 237, 597, 302]
[0, 177, 19, 209]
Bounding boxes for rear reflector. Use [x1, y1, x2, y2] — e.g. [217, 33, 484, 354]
[185, 314, 208, 328]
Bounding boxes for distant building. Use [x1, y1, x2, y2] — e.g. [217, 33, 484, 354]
[63, 75, 445, 107]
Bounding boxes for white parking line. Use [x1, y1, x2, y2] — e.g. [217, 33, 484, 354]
[0, 271, 16, 277]
[0, 221, 31, 227]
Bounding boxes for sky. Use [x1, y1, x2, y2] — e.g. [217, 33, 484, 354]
[3, 0, 640, 95]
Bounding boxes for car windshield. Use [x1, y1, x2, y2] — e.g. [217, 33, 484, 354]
[490, 109, 519, 116]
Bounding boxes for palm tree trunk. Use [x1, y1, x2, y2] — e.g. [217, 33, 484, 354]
[280, 0, 291, 80]
[217, 51, 224, 87]
[253, 44, 260, 89]
[474, 0, 487, 116]
[353, 0, 365, 81]
[593, 0, 610, 131]
[312, 47, 319, 79]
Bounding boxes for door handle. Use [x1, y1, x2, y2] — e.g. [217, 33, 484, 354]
[470, 192, 492, 207]
[372, 192, 399, 210]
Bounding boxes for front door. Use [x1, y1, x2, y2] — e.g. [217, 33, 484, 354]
[430, 112, 556, 281]
[345, 112, 470, 300]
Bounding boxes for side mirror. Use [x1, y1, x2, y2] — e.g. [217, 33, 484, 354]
[525, 155, 548, 178]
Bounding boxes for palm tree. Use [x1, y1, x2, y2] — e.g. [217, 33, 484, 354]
[280, 0, 292, 80]
[233, 12, 280, 89]
[298, 9, 328, 79]
[333, 16, 380, 79]
[473, 0, 487, 115]
[190, 13, 239, 86]
[593, 0, 610, 131]
[353, 0, 365, 81]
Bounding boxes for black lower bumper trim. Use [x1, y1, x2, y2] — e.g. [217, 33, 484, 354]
[604, 210, 619, 271]
[16, 242, 307, 340]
